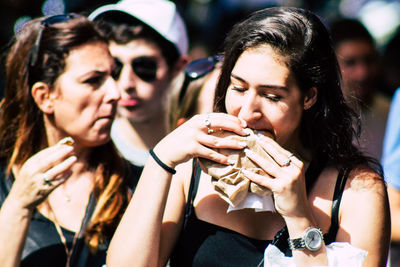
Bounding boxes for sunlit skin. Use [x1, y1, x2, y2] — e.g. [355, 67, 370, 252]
[48, 41, 120, 147]
[110, 39, 173, 123]
[225, 45, 306, 153]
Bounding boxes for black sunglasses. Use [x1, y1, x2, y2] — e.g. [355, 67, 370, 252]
[29, 14, 78, 67]
[112, 56, 158, 83]
[178, 55, 222, 104]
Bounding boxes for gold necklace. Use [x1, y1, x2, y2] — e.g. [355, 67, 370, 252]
[46, 202, 79, 267]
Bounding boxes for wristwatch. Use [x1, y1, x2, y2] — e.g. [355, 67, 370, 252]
[288, 227, 324, 252]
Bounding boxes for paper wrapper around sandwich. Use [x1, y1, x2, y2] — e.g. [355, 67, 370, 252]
[199, 128, 273, 207]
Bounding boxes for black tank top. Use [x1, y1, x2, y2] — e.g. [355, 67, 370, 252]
[169, 159, 350, 267]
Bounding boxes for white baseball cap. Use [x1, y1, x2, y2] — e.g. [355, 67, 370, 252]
[89, 0, 188, 56]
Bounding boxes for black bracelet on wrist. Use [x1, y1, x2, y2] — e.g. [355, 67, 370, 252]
[149, 149, 176, 175]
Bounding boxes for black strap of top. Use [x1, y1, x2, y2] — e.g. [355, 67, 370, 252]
[69, 193, 97, 267]
[324, 166, 350, 244]
[183, 159, 201, 229]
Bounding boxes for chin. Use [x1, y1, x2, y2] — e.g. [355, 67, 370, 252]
[118, 107, 141, 117]
[125, 113, 151, 123]
[87, 131, 112, 147]
[88, 137, 111, 148]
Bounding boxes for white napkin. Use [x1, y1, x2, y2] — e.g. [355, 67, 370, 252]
[227, 192, 276, 213]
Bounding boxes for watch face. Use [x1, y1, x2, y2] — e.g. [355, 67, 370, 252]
[304, 228, 323, 251]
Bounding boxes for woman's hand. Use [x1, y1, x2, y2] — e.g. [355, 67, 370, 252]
[9, 138, 77, 210]
[153, 113, 248, 169]
[241, 134, 310, 219]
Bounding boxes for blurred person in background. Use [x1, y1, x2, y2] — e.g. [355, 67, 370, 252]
[0, 14, 141, 266]
[382, 27, 400, 98]
[382, 28, 400, 267]
[168, 55, 222, 131]
[382, 87, 400, 266]
[89, 0, 189, 167]
[330, 18, 390, 161]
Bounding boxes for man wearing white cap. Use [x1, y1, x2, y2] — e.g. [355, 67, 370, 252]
[89, 0, 189, 166]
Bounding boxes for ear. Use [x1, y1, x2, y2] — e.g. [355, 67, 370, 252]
[31, 82, 55, 114]
[170, 55, 189, 78]
[303, 86, 318, 110]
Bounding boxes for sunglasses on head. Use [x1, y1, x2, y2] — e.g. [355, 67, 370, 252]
[112, 56, 158, 83]
[178, 55, 222, 104]
[29, 14, 78, 67]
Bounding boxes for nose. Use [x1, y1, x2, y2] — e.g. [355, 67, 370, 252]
[104, 77, 121, 103]
[352, 62, 371, 82]
[118, 64, 137, 93]
[237, 91, 262, 124]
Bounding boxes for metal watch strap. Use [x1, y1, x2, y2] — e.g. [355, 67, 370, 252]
[288, 237, 305, 250]
[288, 227, 323, 251]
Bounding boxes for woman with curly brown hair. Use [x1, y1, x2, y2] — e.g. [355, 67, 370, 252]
[0, 14, 141, 267]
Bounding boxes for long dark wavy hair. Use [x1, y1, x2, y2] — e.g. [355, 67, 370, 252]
[0, 14, 131, 252]
[214, 7, 382, 175]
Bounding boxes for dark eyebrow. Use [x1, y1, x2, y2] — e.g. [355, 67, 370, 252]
[78, 70, 107, 81]
[231, 73, 289, 91]
[231, 73, 247, 84]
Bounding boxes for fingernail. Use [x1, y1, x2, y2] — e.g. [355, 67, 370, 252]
[228, 159, 236, 165]
[239, 141, 247, 148]
[239, 118, 247, 128]
[244, 148, 252, 155]
[243, 128, 252, 136]
[58, 137, 75, 146]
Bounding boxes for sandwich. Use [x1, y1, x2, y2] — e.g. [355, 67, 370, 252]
[199, 128, 274, 207]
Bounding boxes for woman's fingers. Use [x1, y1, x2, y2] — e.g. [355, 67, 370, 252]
[11, 138, 77, 208]
[244, 148, 280, 176]
[39, 155, 77, 187]
[243, 147, 303, 192]
[23, 143, 75, 175]
[198, 113, 248, 137]
[196, 146, 236, 165]
[198, 132, 247, 150]
[156, 113, 248, 167]
[241, 168, 276, 189]
[256, 134, 302, 168]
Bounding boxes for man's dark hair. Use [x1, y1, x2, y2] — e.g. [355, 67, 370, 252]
[95, 12, 180, 68]
[330, 18, 374, 48]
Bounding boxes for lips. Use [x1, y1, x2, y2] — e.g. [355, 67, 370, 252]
[119, 98, 139, 107]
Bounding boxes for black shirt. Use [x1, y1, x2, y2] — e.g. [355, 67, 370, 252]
[0, 161, 142, 267]
[170, 159, 348, 266]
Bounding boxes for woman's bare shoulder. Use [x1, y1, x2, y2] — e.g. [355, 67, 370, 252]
[340, 165, 388, 224]
[337, 165, 390, 263]
[347, 165, 385, 192]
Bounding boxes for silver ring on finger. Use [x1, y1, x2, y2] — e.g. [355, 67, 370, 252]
[282, 153, 295, 167]
[282, 158, 291, 167]
[204, 114, 214, 134]
[42, 173, 52, 186]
